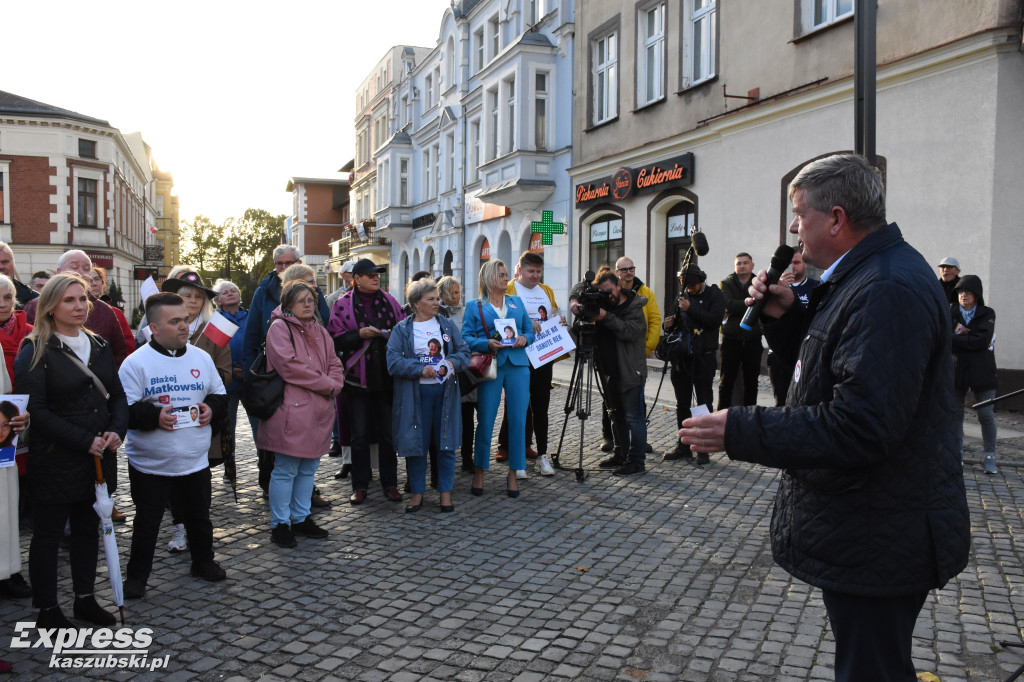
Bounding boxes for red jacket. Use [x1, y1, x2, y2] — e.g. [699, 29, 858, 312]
[0, 310, 31, 386]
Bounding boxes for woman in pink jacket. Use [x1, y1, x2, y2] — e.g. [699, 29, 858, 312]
[257, 281, 345, 548]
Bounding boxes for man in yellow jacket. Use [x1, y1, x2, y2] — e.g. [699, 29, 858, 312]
[598, 257, 661, 451]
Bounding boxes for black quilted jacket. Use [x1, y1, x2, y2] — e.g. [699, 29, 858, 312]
[15, 334, 129, 504]
[725, 223, 970, 596]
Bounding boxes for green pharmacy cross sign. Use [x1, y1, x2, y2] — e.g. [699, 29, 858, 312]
[531, 210, 565, 245]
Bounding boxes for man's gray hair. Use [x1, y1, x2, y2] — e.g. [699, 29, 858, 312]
[57, 249, 91, 271]
[273, 244, 301, 261]
[789, 154, 886, 232]
[407, 278, 438, 307]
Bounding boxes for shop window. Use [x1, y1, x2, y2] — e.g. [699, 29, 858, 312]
[588, 216, 624, 273]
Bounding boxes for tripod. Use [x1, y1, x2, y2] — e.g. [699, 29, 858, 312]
[553, 321, 605, 482]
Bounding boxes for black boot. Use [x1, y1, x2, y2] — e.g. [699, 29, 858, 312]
[73, 595, 115, 626]
[37, 605, 73, 629]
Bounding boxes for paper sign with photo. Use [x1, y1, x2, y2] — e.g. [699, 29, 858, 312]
[494, 318, 518, 346]
[172, 404, 201, 429]
[434, 359, 454, 384]
[0, 394, 29, 468]
[526, 320, 576, 369]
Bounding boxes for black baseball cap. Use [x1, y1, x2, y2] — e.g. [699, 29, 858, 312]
[351, 258, 386, 276]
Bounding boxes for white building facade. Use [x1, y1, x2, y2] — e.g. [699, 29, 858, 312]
[569, 0, 1024, 398]
[371, 0, 576, 305]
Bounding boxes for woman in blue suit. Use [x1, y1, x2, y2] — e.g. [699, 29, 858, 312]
[462, 260, 535, 497]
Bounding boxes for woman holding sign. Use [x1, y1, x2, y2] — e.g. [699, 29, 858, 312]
[462, 260, 535, 497]
[160, 271, 233, 553]
[15, 273, 128, 628]
[387, 278, 470, 512]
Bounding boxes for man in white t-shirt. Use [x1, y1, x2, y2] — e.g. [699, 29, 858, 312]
[119, 292, 228, 599]
[498, 251, 563, 477]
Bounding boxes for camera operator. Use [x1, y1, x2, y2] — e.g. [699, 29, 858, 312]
[569, 272, 648, 476]
[661, 264, 724, 465]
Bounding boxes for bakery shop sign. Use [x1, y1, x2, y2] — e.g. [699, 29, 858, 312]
[575, 153, 694, 207]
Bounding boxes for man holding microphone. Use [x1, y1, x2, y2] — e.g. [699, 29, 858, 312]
[679, 154, 969, 682]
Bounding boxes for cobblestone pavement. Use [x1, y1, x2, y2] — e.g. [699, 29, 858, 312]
[3, 376, 1023, 681]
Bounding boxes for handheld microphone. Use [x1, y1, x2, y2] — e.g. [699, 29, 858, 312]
[739, 244, 795, 331]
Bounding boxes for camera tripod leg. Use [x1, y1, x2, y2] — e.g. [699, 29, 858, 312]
[554, 351, 584, 470]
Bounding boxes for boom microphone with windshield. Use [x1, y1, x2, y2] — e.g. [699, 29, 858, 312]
[739, 244, 795, 331]
[691, 229, 710, 257]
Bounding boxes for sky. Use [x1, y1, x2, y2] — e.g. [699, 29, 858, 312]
[3, 0, 452, 223]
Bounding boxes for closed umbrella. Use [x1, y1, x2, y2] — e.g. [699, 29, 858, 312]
[93, 455, 124, 625]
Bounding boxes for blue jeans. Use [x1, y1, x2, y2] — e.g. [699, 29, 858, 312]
[405, 383, 456, 494]
[475, 363, 530, 470]
[269, 454, 320, 527]
[609, 381, 647, 465]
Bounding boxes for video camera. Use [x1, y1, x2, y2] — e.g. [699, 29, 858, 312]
[574, 270, 614, 322]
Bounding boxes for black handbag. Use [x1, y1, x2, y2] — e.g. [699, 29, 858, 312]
[655, 328, 695, 363]
[242, 322, 295, 420]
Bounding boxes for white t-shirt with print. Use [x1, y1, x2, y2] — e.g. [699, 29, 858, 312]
[413, 318, 445, 384]
[119, 343, 226, 476]
[513, 281, 552, 322]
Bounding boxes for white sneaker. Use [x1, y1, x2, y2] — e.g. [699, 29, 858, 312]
[538, 454, 555, 476]
[168, 523, 188, 553]
[515, 469, 528, 480]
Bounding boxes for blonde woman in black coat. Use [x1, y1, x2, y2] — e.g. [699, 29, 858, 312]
[14, 274, 128, 628]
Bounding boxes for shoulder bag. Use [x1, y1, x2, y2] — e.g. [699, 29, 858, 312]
[467, 300, 497, 381]
[242, 321, 296, 420]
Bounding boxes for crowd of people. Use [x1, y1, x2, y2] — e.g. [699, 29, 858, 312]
[0, 154, 1002, 679]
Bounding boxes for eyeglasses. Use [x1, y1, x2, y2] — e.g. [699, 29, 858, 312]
[275, 260, 296, 268]
[294, 297, 315, 306]
[617, 266, 636, 273]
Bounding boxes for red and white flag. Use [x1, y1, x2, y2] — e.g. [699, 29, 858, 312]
[202, 312, 239, 348]
[149, 225, 158, 234]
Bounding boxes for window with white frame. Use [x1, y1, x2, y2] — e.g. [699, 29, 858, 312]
[445, 133, 455, 191]
[593, 32, 618, 125]
[505, 76, 516, 154]
[432, 143, 440, 198]
[489, 15, 500, 59]
[422, 149, 431, 202]
[534, 72, 548, 150]
[527, 0, 538, 24]
[0, 163, 9, 225]
[469, 119, 481, 182]
[77, 176, 99, 227]
[401, 95, 409, 126]
[637, 3, 666, 106]
[400, 158, 410, 205]
[800, 0, 854, 34]
[425, 74, 434, 109]
[446, 37, 456, 87]
[682, 0, 717, 87]
[378, 159, 389, 210]
[434, 67, 441, 103]
[474, 27, 485, 72]
[488, 88, 499, 160]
